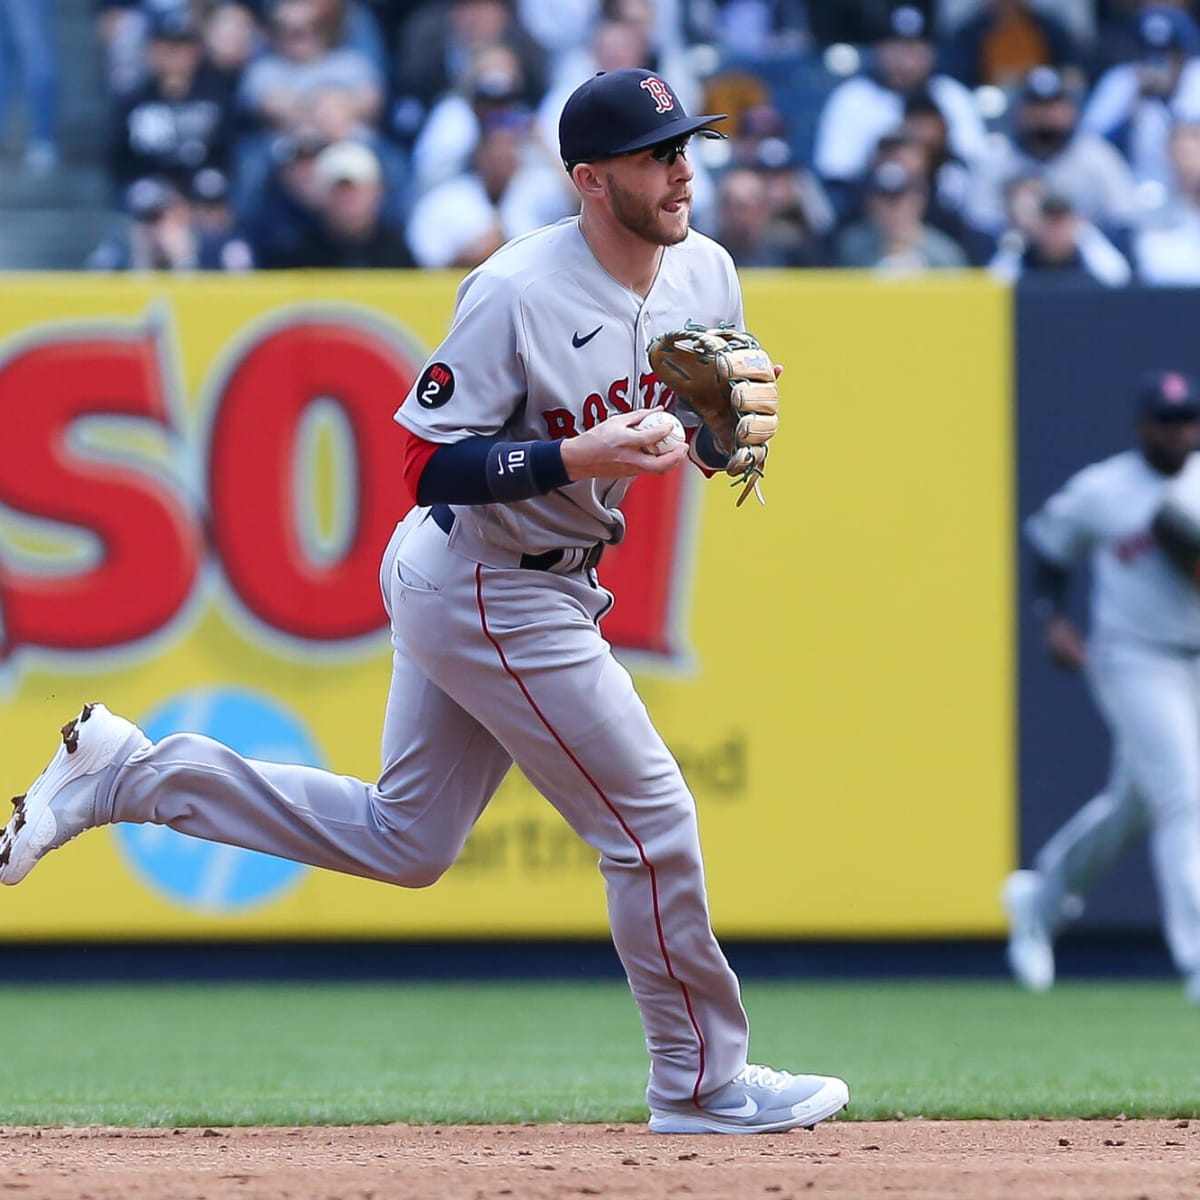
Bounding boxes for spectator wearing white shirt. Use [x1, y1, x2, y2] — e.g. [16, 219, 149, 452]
[413, 42, 532, 196]
[813, 5, 988, 196]
[968, 65, 1138, 235]
[1081, 5, 1200, 191]
[407, 109, 575, 269]
[1134, 120, 1200, 285]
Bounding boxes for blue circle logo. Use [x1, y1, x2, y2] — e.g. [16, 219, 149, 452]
[113, 689, 321, 912]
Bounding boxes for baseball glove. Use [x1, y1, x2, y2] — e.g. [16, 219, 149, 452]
[1152, 498, 1200, 585]
[647, 321, 779, 506]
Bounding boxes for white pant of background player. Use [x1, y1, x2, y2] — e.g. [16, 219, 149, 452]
[8, 506, 847, 1129]
[1007, 633, 1200, 997]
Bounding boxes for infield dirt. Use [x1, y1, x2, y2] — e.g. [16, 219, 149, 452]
[1, 1118, 1196, 1199]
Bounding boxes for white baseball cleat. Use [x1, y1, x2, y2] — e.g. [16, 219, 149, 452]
[1184, 972, 1200, 1006]
[648, 1065, 850, 1134]
[1002, 869, 1055, 992]
[0, 703, 146, 885]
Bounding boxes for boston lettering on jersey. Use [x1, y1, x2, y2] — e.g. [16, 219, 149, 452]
[1115, 529, 1155, 562]
[543, 372, 675, 439]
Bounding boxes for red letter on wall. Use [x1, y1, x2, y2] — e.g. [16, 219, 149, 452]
[0, 332, 199, 658]
[598, 470, 692, 660]
[208, 319, 418, 642]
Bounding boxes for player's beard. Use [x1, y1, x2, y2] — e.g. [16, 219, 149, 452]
[606, 174, 691, 246]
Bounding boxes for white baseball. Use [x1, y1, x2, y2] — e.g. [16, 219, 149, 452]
[636, 410, 686, 456]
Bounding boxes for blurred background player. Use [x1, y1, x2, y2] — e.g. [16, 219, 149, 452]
[1005, 370, 1200, 1003]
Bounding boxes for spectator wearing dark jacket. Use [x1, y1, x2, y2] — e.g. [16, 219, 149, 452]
[281, 140, 414, 267]
[109, 7, 237, 192]
[238, 128, 328, 267]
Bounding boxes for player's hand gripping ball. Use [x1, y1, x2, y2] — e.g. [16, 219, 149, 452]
[647, 321, 779, 506]
[636, 410, 687, 456]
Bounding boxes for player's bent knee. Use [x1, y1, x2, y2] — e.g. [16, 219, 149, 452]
[386, 857, 456, 889]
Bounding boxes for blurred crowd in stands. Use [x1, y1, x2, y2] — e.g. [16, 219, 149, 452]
[6, 0, 1200, 281]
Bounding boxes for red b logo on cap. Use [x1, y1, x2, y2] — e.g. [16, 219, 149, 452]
[640, 77, 675, 114]
[1163, 372, 1189, 402]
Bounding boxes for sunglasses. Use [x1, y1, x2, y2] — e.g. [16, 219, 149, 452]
[648, 138, 690, 166]
[563, 136, 693, 175]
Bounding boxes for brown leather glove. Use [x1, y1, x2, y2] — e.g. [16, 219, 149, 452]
[648, 322, 779, 506]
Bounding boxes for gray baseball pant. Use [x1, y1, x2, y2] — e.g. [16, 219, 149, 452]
[90, 507, 750, 1108]
[1030, 637, 1200, 976]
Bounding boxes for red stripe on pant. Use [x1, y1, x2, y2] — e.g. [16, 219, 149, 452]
[475, 563, 709, 1105]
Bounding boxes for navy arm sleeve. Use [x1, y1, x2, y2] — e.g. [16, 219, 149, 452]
[415, 438, 570, 506]
[1031, 548, 1072, 621]
[693, 424, 732, 469]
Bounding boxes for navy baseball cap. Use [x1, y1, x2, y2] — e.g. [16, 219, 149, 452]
[866, 160, 921, 196]
[1140, 370, 1200, 420]
[558, 69, 726, 168]
[190, 167, 230, 204]
[1137, 5, 1200, 55]
[125, 177, 181, 221]
[147, 6, 199, 41]
[880, 5, 928, 41]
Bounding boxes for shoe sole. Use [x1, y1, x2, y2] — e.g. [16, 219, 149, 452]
[0, 703, 129, 885]
[649, 1076, 850, 1135]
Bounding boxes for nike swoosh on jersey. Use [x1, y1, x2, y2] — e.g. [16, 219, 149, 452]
[572, 326, 603, 348]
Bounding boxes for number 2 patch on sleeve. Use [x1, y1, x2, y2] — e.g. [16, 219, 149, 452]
[416, 362, 456, 409]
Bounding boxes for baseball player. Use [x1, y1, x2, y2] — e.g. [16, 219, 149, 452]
[1005, 370, 1200, 1003]
[0, 68, 849, 1134]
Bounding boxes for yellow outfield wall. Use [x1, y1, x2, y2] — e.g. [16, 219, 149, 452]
[0, 271, 1012, 939]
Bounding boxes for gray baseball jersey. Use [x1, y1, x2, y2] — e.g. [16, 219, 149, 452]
[1023, 450, 1200, 976]
[1026, 449, 1200, 648]
[394, 216, 743, 557]
[96, 215, 756, 1111]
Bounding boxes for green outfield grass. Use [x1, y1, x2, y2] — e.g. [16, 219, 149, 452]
[0, 979, 1197, 1126]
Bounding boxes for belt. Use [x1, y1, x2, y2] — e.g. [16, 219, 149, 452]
[430, 504, 604, 573]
